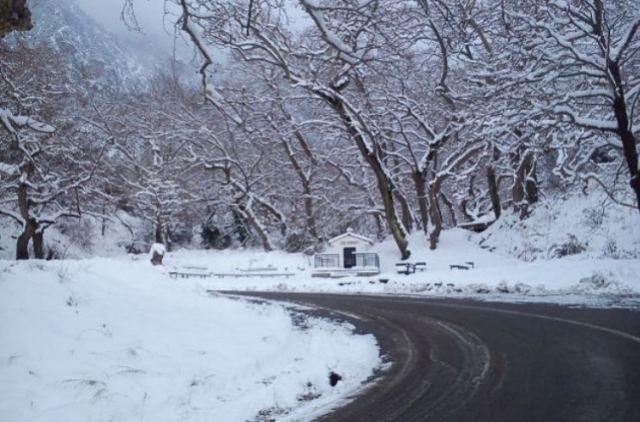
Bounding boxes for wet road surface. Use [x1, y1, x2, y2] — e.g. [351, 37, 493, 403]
[227, 292, 640, 422]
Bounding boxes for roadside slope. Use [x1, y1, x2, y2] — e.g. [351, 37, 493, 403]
[0, 259, 380, 422]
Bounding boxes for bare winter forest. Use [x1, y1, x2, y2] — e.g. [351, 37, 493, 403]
[1, 0, 639, 260]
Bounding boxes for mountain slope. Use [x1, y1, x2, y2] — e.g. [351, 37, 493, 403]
[7, 0, 150, 92]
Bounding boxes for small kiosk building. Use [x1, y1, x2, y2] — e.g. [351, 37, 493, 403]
[312, 229, 380, 277]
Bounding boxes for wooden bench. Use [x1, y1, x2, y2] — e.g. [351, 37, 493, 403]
[414, 262, 427, 272]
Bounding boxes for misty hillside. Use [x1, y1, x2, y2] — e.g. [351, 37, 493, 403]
[6, 0, 151, 92]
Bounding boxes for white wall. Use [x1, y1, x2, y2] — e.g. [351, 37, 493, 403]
[326, 235, 372, 254]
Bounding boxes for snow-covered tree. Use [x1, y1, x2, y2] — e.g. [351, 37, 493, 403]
[0, 44, 103, 259]
[472, 0, 640, 212]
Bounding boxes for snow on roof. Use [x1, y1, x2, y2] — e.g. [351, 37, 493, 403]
[328, 228, 374, 245]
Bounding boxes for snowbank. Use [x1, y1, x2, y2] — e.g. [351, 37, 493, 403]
[0, 211, 149, 260]
[0, 258, 380, 422]
[477, 193, 640, 261]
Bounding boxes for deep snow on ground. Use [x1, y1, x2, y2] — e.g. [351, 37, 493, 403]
[150, 194, 640, 308]
[0, 259, 380, 422]
[1, 195, 638, 422]
[0, 211, 147, 260]
[165, 228, 640, 308]
[478, 193, 640, 261]
[0, 193, 637, 312]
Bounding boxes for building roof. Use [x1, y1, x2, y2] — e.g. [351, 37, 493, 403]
[327, 228, 374, 246]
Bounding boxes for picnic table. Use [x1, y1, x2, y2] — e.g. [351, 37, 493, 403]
[395, 262, 427, 275]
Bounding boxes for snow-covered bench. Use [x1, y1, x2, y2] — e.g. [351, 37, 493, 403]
[211, 272, 295, 279]
[449, 261, 475, 270]
[168, 266, 212, 279]
[168, 271, 212, 279]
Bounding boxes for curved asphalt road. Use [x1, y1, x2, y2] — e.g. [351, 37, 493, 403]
[229, 292, 640, 422]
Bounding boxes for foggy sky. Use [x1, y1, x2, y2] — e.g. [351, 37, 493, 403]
[73, 0, 187, 57]
[71, 0, 308, 67]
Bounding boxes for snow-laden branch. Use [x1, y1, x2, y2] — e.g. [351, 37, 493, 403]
[0, 208, 25, 225]
[612, 17, 640, 62]
[553, 105, 618, 132]
[0, 108, 55, 135]
[436, 142, 487, 180]
[178, 0, 225, 109]
[299, 0, 360, 65]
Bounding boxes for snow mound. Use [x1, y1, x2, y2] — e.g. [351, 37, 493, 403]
[476, 193, 640, 261]
[0, 258, 380, 422]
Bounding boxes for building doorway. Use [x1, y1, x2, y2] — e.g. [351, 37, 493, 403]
[343, 247, 356, 268]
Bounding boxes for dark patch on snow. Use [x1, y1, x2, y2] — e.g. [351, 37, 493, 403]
[297, 382, 322, 401]
[329, 371, 343, 387]
[252, 406, 288, 422]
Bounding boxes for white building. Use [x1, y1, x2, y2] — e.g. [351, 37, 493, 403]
[312, 229, 380, 277]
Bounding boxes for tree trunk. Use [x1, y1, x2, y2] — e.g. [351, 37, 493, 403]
[608, 61, 640, 211]
[367, 198, 385, 240]
[155, 218, 164, 244]
[33, 229, 45, 259]
[394, 189, 414, 234]
[487, 165, 502, 220]
[460, 174, 476, 222]
[440, 192, 457, 227]
[101, 203, 107, 236]
[428, 179, 443, 250]
[16, 227, 32, 260]
[164, 227, 172, 252]
[303, 189, 318, 239]
[380, 184, 410, 259]
[328, 98, 410, 259]
[512, 148, 538, 219]
[238, 201, 273, 252]
[232, 207, 250, 246]
[16, 179, 33, 260]
[413, 170, 429, 235]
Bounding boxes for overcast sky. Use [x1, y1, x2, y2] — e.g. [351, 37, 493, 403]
[74, 0, 189, 57]
[75, 0, 173, 36]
